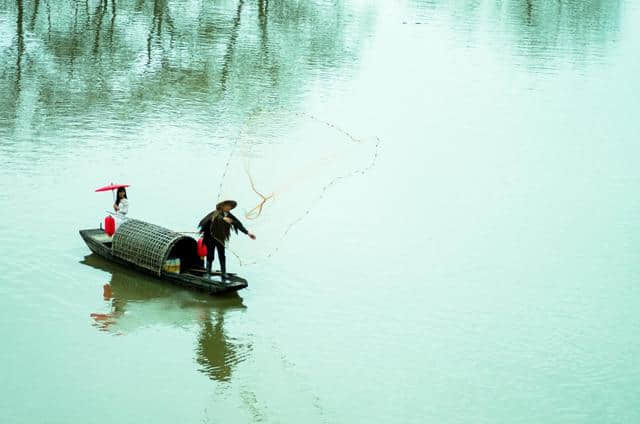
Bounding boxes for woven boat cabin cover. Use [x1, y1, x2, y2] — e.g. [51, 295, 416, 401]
[112, 219, 199, 275]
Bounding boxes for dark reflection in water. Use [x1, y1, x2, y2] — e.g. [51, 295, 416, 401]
[81, 254, 250, 383]
[220, 0, 245, 90]
[0, 0, 374, 137]
[408, 0, 621, 67]
[195, 309, 243, 382]
[14, 0, 23, 92]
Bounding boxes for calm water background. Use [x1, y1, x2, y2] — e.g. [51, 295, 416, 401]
[1, 0, 640, 422]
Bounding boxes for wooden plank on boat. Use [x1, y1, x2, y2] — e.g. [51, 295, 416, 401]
[92, 232, 113, 243]
[187, 266, 236, 276]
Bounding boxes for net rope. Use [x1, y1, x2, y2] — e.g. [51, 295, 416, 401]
[202, 112, 382, 267]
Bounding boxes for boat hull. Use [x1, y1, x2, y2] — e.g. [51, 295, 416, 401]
[79, 229, 248, 295]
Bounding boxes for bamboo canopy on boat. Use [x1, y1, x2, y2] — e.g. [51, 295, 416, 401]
[112, 219, 199, 276]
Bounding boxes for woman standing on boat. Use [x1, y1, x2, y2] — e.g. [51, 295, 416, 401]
[113, 187, 129, 215]
[198, 200, 255, 279]
[113, 187, 129, 229]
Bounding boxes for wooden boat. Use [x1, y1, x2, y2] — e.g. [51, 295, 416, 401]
[79, 218, 248, 294]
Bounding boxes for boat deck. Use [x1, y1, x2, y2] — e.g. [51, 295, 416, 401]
[92, 232, 113, 243]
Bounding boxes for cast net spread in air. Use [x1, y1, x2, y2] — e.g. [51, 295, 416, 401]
[213, 111, 382, 266]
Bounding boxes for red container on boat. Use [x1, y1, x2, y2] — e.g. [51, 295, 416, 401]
[104, 215, 115, 236]
[197, 238, 207, 258]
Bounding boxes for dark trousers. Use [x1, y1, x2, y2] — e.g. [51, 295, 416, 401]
[205, 239, 226, 275]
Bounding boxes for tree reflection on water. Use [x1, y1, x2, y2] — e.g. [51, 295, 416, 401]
[407, 0, 621, 69]
[0, 0, 375, 137]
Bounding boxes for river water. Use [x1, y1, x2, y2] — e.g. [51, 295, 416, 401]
[1, 1, 639, 423]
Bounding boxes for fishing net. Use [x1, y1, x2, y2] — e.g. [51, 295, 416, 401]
[215, 111, 381, 266]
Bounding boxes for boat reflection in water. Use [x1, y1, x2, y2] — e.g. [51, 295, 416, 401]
[81, 254, 251, 382]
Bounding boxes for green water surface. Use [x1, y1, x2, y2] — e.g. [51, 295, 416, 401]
[1, 1, 639, 423]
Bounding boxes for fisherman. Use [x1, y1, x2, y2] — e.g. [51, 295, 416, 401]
[198, 200, 256, 279]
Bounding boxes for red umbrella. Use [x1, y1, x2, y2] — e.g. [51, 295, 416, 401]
[95, 183, 130, 192]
